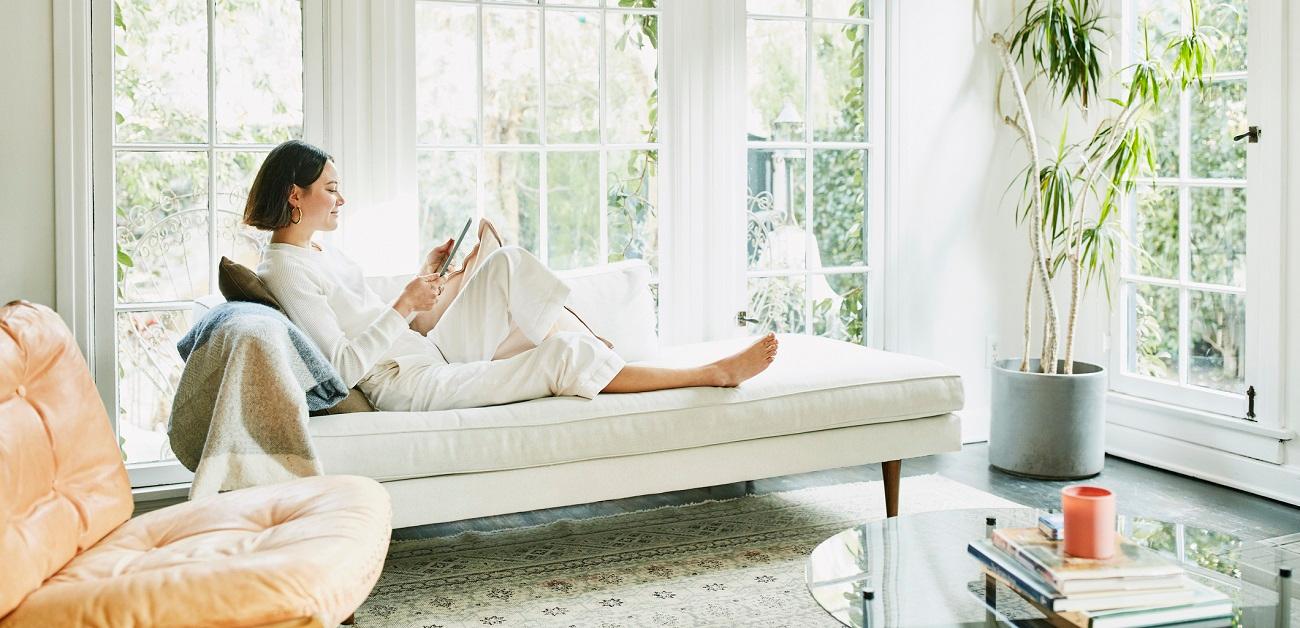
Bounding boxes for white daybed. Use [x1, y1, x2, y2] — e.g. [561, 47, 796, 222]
[306, 261, 964, 528]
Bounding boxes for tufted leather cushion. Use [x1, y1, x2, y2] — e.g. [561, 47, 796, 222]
[1, 475, 392, 627]
[0, 301, 133, 618]
[1, 301, 393, 627]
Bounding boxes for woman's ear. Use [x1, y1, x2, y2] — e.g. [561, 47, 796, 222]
[288, 184, 303, 208]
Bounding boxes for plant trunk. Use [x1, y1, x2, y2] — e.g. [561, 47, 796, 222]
[993, 33, 1060, 374]
[1020, 261, 1034, 372]
[1062, 108, 1140, 374]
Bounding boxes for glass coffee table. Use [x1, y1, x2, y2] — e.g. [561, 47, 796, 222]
[805, 508, 1294, 627]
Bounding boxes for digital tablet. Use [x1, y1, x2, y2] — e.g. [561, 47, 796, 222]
[437, 218, 474, 277]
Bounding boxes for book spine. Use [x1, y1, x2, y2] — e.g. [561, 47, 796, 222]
[1037, 520, 1063, 541]
[991, 532, 1064, 590]
[966, 543, 1059, 610]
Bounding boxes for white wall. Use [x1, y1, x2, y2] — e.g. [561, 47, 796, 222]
[892, 1, 1032, 443]
[0, 0, 56, 306]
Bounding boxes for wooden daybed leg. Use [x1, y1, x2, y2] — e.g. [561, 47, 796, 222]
[882, 459, 901, 518]
[342, 613, 356, 625]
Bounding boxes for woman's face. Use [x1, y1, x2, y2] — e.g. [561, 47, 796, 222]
[290, 160, 345, 231]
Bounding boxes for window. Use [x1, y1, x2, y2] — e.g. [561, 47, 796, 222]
[100, 0, 305, 470]
[413, 0, 660, 280]
[743, 0, 876, 345]
[1115, 0, 1279, 422]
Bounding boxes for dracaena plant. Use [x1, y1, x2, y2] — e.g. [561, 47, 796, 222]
[991, 0, 1217, 374]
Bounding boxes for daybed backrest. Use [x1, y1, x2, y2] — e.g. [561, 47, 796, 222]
[556, 260, 660, 362]
[0, 302, 133, 617]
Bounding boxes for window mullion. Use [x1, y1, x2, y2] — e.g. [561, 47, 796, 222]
[537, 3, 549, 265]
[1177, 85, 1191, 386]
[598, 7, 608, 264]
[802, 9, 813, 334]
[476, 4, 486, 226]
[206, 0, 218, 297]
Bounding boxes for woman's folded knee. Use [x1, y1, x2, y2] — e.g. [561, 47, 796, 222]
[536, 332, 622, 396]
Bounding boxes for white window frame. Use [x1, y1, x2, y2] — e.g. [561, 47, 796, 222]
[1109, 0, 1283, 429]
[657, 0, 889, 347]
[68, 0, 327, 487]
[410, 0, 663, 275]
[738, 0, 886, 348]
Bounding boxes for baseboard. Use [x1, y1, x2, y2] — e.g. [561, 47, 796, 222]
[1107, 423, 1300, 507]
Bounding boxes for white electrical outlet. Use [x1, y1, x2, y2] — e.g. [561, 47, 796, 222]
[985, 336, 999, 367]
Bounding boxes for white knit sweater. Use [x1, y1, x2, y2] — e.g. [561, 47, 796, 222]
[258, 242, 434, 387]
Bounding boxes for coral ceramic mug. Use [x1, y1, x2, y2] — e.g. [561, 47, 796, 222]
[1062, 485, 1116, 559]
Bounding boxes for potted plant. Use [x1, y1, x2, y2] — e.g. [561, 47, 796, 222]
[988, 0, 1216, 478]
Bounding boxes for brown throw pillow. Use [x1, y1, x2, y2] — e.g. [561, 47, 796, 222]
[310, 387, 376, 416]
[218, 257, 284, 311]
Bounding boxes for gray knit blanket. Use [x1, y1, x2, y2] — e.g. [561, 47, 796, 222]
[168, 302, 349, 497]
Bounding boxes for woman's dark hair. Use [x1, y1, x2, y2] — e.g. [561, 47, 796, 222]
[243, 140, 333, 230]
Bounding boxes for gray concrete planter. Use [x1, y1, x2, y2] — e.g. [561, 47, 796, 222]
[989, 359, 1107, 480]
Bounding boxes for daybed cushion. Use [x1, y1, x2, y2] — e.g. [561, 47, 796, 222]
[310, 334, 963, 481]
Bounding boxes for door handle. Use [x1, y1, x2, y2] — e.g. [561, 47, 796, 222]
[1233, 125, 1260, 143]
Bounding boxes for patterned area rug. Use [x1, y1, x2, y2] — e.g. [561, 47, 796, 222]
[357, 475, 1022, 627]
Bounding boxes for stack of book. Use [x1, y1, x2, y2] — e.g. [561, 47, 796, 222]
[967, 526, 1234, 627]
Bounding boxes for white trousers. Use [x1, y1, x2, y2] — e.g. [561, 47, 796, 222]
[358, 246, 625, 412]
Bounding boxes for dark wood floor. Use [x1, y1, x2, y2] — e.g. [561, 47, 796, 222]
[392, 443, 1300, 542]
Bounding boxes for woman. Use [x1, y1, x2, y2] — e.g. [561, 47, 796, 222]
[248, 140, 778, 412]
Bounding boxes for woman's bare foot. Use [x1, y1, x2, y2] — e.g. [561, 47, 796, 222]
[707, 333, 779, 387]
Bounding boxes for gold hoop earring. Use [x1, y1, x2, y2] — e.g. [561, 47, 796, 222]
[289, 206, 302, 225]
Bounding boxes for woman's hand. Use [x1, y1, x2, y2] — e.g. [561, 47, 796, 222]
[421, 238, 455, 276]
[393, 273, 446, 318]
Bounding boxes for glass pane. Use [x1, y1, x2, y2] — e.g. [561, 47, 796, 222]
[1132, 0, 1182, 66]
[607, 0, 657, 6]
[1205, 0, 1246, 73]
[546, 10, 600, 143]
[1146, 100, 1179, 178]
[1130, 184, 1178, 278]
[1189, 291, 1245, 393]
[484, 151, 541, 253]
[548, 0, 600, 5]
[747, 148, 807, 271]
[1131, 0, 1179, 172]
[1190, 79, 1246, 179]
[1189, 186, 1246, 287]
[484, 7, 541, 144]
[813, 0, 867, 19]
[747, 19, 806, 141]
[115, 151, 210, 303]
[812, 149, 866, 268]
[606, 13, 659, 144]
[812, 23, 866, 142]
[748, 0, 806, 16]
[1126, 282, 1178, 382]
[113, 0, 208, 143]
[416, 3, 478, 145]
[547, 151, 600, 269]
[214, 150, 263, 215]
[214, 151, 271, 268]
[117, 309, 191, 464]
[748, 276, 806, 334]
[813, 273, 866, 344]
[607, 149, 658, 270]
[214, 0, 303, 143]
[418, 151, 477, 251]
